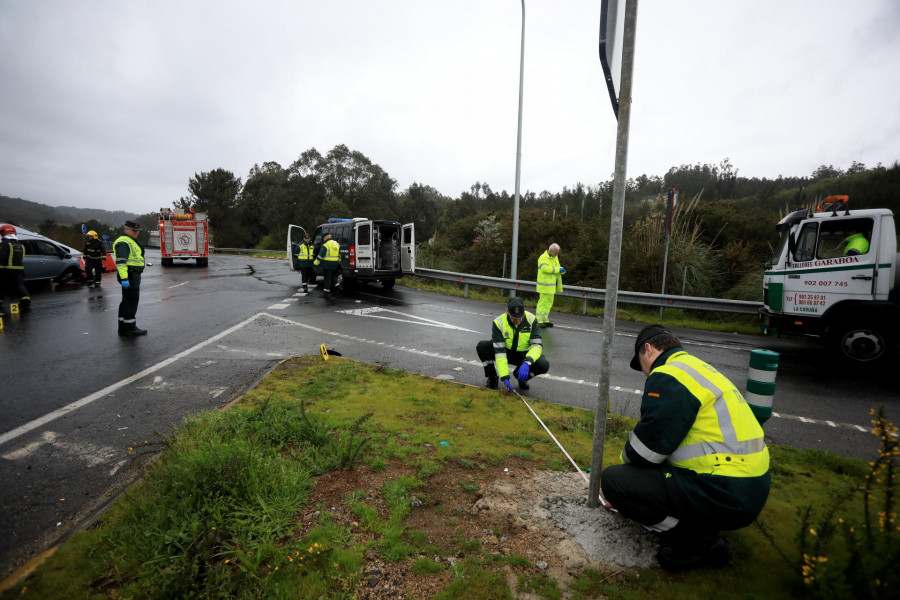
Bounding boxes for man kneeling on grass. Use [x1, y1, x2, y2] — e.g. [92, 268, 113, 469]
[601, 325, 771, 572]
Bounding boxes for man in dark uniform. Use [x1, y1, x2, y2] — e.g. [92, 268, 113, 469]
[115, 221, 147, 336]
[83, 230, 106, 288]
[0, 224, 31, 311]
[600, 324, 771, 572]
[296, 233, 316, 293]
[475, 297, 550, 392]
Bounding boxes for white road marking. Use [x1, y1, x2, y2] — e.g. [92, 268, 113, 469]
[267, 303, 290, 309]
[2, 430, 122, 470]
[337, 307, 480, 333]
[168, 282, 189, 289]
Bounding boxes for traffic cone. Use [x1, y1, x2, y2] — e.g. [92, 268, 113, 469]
[103, 253, 116, 272]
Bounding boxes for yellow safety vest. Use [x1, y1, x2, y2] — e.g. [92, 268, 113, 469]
[653, 352, 769, 478]
[114, 235, 144, 279]
[492, 312, 543, 377]
[319, 239, 340, 264]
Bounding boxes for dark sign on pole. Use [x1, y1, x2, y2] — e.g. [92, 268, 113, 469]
[599, 0, 627, 119]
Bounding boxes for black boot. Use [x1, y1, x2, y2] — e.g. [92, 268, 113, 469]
[657, 533, 732, 572]
[485, 376, 499, 390]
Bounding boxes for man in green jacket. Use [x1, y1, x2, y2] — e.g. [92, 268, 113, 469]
[601, 325, 770, 572]
[535, 243, 564, 327]
[115, 221, 147, 336]
[475, 297, 550, 392]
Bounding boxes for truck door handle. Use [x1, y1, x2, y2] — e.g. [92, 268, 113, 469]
[788, 274, 800, 279]
[851, 275, 873, 280]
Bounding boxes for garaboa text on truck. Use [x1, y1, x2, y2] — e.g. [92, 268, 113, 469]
[759, 196, 900, 364]
[159, 207, 210, 267]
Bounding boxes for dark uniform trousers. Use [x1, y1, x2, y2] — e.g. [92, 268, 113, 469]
[475, 340, 550, 380]
[85, 259, 104, 285]
[118, 270, 142, 329]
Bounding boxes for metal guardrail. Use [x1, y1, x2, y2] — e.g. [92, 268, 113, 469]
[412, 268, 763, 316]
[206, 250, 762, 315]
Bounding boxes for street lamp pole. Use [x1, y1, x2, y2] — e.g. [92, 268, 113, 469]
[510, 0, 525, 292]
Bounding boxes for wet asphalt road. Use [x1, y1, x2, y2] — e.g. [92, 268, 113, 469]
[1, 250, 898, 577]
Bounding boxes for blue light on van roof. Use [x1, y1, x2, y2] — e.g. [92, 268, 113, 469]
[327, 218, 353, 222]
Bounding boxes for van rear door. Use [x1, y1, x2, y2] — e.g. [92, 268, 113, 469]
[286, 224, 308, 271]
[354, 221, 374, 271]
[401, 223, 415, 273]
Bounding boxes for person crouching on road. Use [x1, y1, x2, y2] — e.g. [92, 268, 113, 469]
[314, 233, 341, 296]
[83, 230, 105, 288]
[536, 243, 564, 327]
[475, 297, 550, 392]
[115, 221, 147, 337]
[600, 325, 771, 572]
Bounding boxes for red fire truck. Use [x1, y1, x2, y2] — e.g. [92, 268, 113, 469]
[159, 207, 210, 267]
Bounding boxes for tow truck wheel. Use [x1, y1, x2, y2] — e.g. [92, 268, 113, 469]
[382, 278, 395, 290]
[833, 323, 890, 363]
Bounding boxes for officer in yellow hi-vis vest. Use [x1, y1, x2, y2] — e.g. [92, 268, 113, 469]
[601, 325, 770, 572]
[296, 233, 316, 293]
[114, 220, 147, 337]
[475, 297, 550, 392]
[313, 233, 341, 296]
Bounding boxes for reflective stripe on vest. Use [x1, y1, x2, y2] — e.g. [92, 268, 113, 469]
[536, 251, 561, 292]
[323, 239, 340, 262]
[492, 312, 541, 377]
[653, 352, 769, 477]
[114, 235, 144, 279]
[297, 243, 315, 261]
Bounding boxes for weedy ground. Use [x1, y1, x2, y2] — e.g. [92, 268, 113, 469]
[2, 356, 893, 599]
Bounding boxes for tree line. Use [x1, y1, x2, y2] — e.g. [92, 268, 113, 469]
[25, 144, 900, 302]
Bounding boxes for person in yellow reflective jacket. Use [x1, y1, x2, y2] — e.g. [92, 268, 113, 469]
[313, 233, 341, 296]
[296, 233, 316, 293]
[600, 325, 770, 572]
[475, 297, 550, 392]
[842, 227, 869, 256]
[535, 243, 564, 327]
[114, 221, 147, 336]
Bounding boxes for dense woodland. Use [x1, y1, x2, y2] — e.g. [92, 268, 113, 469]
[3, 144, 898, 302]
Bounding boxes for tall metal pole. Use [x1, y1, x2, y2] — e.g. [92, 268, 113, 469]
[587, 0, 638, 508]
[510, 0, 525, 292]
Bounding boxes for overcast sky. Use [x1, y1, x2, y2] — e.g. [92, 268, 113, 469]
[1, 0, 898, 217]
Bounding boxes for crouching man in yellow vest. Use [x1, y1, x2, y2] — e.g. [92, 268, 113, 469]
[601, 325, 770, 572]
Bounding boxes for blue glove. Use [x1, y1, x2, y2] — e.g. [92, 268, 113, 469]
[517, 362, 530, 382]
[503, 379, 514, 392]
[121, 280, 130, 289]
[559, 267, 566, 274]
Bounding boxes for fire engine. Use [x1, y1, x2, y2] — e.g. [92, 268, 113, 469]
[760, 196, 900, 364]
[159, 207, 210, 267]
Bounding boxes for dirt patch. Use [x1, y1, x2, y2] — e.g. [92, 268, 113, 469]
[296, 458, 658, 599]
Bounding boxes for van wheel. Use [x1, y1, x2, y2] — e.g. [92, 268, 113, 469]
[340, 269, 355, 289]
[382, 278, 395, 290]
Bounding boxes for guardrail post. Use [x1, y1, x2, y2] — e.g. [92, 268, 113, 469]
[746, 349, 778, 426]
[464, 283, 469, 298]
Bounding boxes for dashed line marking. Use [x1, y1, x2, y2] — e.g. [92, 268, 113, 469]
[258, 312, 869, 434]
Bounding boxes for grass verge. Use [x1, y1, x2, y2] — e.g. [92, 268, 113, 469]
[3, 357, 893, 599]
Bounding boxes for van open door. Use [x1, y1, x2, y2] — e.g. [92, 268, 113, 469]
[286, 224, 308, 271]
[401, 223, 415, 274]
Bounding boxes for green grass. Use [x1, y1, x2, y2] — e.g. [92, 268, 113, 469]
[2, 356, 893, 600]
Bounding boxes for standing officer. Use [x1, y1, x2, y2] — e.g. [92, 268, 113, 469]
[600, 325, 771, 571]
[83, 230, 106, 288]
[115, 221, 147, 336]
[536, 243, 565, 327]
[475, 297, 550, 391]
[313, 233, 341, 296]
[0, 224, 31, 310]
[296, 233, 316, 293]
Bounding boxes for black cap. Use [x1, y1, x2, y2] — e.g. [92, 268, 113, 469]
[507, 297, 525, 319]
[630, 324, 670, 371]
[124, 220, 141, 231]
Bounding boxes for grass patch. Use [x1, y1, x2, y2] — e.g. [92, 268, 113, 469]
[3, 356, 892, 600]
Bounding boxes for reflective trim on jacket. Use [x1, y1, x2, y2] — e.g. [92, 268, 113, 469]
[631, 351, 769, 478]
[491, 311, 543, 379]
[114, 235, 145, 279]
[536, 250, 563, 294]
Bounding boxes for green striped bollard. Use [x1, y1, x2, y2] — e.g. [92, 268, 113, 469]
[746, 349, 779, 426]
